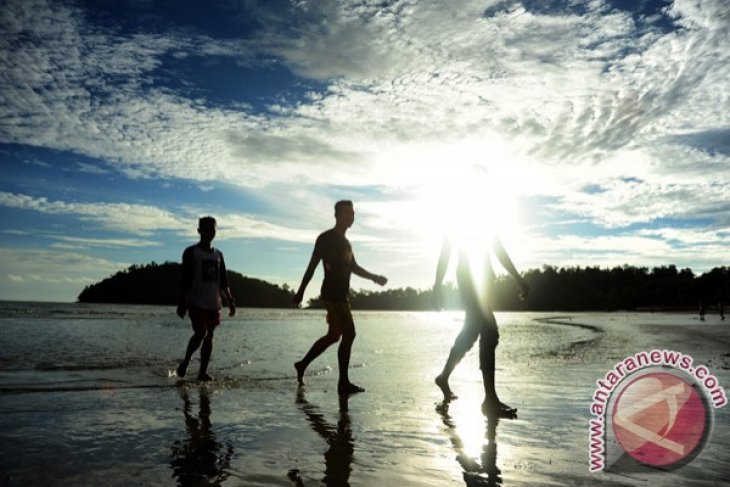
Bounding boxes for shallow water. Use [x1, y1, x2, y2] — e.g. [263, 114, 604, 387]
[0, 303, 728, 486]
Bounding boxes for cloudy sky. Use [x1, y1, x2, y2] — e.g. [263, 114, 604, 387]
[0, 0, 728, 302]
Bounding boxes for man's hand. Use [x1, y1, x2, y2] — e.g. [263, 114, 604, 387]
[228, 302, 236, 317]
[518, 280, 530, 300]
[292, 290, 304, 308]
[373, 275, 388, 286]
[176, 304, 187, 319]
[432, 284, 443, 310]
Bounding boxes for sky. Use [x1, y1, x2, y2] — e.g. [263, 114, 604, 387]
[0, 0, 728, 302]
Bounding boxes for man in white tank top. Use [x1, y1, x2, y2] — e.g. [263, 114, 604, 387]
[176, 216, 236, 381]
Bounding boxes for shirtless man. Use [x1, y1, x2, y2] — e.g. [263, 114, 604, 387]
[434, 236, 528, 417]
[292, 200, 387, 395]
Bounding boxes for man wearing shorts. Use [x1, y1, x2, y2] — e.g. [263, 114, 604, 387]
[176, 216, 236, 381]
[292, 200, 387, 395]
[433, 236, 529, 417]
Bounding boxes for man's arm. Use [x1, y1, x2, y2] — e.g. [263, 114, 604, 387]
[219, 253, 236, 317]
[351, 256, 387, 286]
[433, 238, 452, 309]
[292, 251, 321, 307]
[492, 236, 529, 298]
[177, 247, 194, 318]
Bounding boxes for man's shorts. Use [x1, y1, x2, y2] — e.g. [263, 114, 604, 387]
[324, 300, 355, 336]
[188, 305, 221, 333]
[465, 308, 500, 347]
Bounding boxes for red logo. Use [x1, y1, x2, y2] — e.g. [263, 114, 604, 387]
[611, 371, 709, 467]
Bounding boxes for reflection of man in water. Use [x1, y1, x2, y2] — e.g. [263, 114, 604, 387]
[295, 390, 354, 486]
[434, 235, 529, 417]
[170, 387, 234, 486]
[437, 401, 501, 486]
[292, 200, 388, 395]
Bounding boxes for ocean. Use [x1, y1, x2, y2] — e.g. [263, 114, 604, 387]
[0, 302, 728, 486]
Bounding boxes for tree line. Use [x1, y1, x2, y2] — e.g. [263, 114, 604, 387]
[308, 265, 729, 312]
[77, 261, 294, 308]
[79, 262, 728, 312]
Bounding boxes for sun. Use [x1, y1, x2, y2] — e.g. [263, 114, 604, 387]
[415, 162, 521, 247]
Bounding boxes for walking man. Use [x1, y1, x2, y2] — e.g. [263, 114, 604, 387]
[176, 216, 236, 381]
[434, 235, 529, 417]
[293, 200, 387, 395]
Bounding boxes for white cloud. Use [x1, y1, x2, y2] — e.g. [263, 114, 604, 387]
[0, 0, 728, 288]
[0, 191, 189, 235]
[0, 247, 129, 301]
[49, 235, 161, 248]
[0, 191, 319, 243]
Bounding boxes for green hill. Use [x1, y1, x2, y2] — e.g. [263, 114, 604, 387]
[77, 261, 294, 308]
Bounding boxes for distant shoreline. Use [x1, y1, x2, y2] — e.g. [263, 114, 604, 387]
[0, 299, 718, 315]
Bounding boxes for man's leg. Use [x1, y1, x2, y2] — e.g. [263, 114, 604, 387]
[296, 304, 341, 385]
[177, 333, 203, 378]
[479, 321, 515, 417]
[333, 303, 363, 394]
[177, 310, 205, 378]
[436, 315, 479, 400]
[197, 309, 221, 381]
[295, 332, 340, 385]
[337, 318, 358, 392]
[198, 327, 214, 381]
[480, 330, 498, 405]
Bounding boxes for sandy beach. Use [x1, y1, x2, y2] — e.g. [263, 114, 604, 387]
[0, 304, 728, 486]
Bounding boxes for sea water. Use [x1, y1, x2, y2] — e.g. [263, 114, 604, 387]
[0, 302, 727, 486]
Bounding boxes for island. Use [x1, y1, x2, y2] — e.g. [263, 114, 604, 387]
[78, 262, 294, 308]
[78, 262, 728, 312]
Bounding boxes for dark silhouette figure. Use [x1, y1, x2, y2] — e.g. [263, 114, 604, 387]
[170, 387, 234, 486]
[292, 200, 387, 395]
[718, 301, 725, 320]
[437, 401, 502, 486]
[295, 389, 354, 486]
[698, 300, 706, 321]
[176, 216, 236, 381]
[434, 237, 528, 417]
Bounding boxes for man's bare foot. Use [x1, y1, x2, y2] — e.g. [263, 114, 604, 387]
[295, 361, 306, 385]
[198, 373, 214, 382]
[176, 361, 188, 378]
[338, 382, 365, 395]
[435, 375, 457, 401]
[482, 400, 517, 419]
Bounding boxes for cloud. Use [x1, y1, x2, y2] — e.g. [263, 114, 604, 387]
[0, 191, 318, 243]
[516, 229, 730, 273]
[0, 247, 129, 300]
[552, 175, 729, 228]
[0, 191, 189, 235]
[0, 0, 728, 271]
[48, 235, 161, 249]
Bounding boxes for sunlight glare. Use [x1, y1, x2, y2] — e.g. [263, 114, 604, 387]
[414, 154, 524, 260]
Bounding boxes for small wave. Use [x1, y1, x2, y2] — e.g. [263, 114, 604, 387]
[534, 316, 603, 333]
[0, 382, 174, 394]
[34, 358, 167, 372]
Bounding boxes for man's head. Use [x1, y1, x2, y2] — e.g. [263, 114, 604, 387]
[198, 216, 217, 243]
[334, 200, 354, 227]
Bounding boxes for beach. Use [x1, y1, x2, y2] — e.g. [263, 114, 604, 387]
[0, 303, 728, 486]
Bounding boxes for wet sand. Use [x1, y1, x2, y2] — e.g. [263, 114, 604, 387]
[0, 307, 728, 486]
